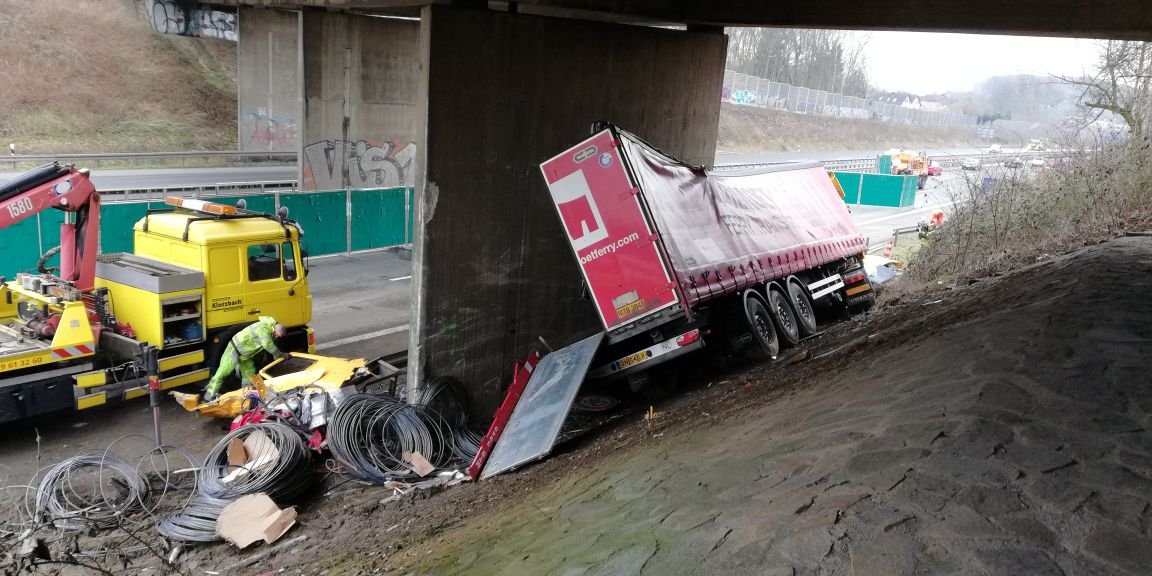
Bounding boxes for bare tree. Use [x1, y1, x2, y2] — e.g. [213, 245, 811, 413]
[1060, 40, 1152, 139]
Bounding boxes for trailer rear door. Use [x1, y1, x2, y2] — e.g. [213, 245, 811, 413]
[539, 130, 679, 332]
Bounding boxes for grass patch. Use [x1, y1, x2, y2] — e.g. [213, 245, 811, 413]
[907, 140, 1152, 283]
[0, 0, 236, 153]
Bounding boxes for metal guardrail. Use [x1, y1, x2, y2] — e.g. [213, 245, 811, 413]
[712, 151, 1062, 175]
[99, 180, 299, 204]
[1, 150, 297, 171]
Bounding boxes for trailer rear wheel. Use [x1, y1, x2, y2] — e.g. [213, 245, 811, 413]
[743, 296, 780, 360]
[766, 287, 800, 348]
[787, 278, 818, 337]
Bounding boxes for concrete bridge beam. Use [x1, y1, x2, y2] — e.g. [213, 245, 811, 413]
[408, 5, 727, 416]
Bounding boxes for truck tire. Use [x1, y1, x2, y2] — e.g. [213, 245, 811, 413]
[743, 296, 780, 361]
[786, 277, 818, 337]
[766, 286, 800, 348]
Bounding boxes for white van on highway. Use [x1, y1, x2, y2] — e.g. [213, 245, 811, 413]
[987, 144, 1003, 154]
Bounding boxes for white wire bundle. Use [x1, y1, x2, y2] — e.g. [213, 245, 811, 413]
[34, 453, 150, 532]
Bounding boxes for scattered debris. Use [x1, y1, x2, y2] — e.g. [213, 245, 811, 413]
[480, 334, 603, 480]
[216, 494, 297, 549]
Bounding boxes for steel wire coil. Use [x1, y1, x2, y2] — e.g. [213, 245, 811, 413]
[155, 494, 233, 543]
[327, 394, 455, 483]
[197, 423, 313, 502]
[452, 427, 483, 463]
[34, 453, 150, 532]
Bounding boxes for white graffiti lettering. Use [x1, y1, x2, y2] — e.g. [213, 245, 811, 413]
[148, 0, 237, 41]
[303, 140, 417, 190]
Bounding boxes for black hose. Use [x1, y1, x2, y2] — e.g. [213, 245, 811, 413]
[36, 246, 60, 275]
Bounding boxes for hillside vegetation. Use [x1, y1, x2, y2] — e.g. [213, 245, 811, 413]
[718, 103, 978, 153]
[0, 2, 974, 155]
[0, 0, 236, 153]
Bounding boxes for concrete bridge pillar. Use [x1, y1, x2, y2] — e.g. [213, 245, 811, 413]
[298, 11, 420, 191]
[237, 6, 301, 153]
[408, 5, 727, 417]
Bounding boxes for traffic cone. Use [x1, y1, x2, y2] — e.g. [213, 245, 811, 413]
[882, 239, 894, 258]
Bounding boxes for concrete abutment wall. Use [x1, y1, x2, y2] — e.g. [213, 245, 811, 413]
[237, 6, 301, 153]
[409, 5, 727, 417]
[300, 11, 420, 191]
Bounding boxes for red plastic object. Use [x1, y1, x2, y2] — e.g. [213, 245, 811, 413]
[467, 352, 541, 480]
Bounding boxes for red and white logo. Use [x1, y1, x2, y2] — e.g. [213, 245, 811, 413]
[549, 170, 609, 252]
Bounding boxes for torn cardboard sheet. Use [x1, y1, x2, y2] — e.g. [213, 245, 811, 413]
[403, 451, 435, 477]
[216, 494, 297, 549]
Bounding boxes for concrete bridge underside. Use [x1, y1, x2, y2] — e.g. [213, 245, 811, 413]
[231, 0, 1144, 416]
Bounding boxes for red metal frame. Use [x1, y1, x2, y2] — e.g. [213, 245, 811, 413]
[0, 167, 100, 289]
[467, 351, 541, 480]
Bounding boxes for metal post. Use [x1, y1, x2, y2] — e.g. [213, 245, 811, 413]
[145, 345, 162, 447]
[856, 173, 864, 205]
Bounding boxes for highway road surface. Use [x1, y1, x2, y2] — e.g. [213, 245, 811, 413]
[0, 165, 295, 191]
[309, 167, 987, 360]
[0, 147, 1008, 191]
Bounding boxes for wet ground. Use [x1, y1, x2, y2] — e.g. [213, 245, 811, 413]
[318, 235, 1151, 576]
[6, 227, 1151, 576]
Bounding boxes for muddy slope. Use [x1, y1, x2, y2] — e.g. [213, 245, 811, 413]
[380, 237, 1152, 575]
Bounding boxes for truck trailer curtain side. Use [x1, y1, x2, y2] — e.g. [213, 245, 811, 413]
[541, 127, 867, 334]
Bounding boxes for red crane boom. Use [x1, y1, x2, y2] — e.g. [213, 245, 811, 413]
[0, 162, 101, 290]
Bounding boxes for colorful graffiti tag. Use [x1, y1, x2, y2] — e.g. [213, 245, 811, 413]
[242, 108, 297, 150]
[148, 0, 237, 41]
[302, 139, 417, 190]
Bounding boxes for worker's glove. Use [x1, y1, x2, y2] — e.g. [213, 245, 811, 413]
[202, 390, 218, 403]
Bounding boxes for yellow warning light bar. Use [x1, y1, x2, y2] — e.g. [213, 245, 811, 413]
[165, 196, 238, 215]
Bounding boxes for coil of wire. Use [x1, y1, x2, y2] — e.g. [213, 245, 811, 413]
[327, 394, 454, 483]
[452, 427, 483, 463]
[197, 423, 314, 502]
[35, 453, 150, 532]
[155, 494, 233, 543]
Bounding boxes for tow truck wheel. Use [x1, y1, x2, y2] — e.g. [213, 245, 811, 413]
[786, 278, 818, 337]
[743, 296, 780, 361]
[766, 287, 800, 348]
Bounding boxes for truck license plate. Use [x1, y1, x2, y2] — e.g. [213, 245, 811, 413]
[616, 350, 650, 370]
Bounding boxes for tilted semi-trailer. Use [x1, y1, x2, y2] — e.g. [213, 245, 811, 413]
[539, 125, 875, 385]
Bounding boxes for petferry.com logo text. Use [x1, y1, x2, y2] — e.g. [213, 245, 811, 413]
[579, 232, 641, 264]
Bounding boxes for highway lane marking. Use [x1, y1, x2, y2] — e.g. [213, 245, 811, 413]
[853, 200, 958, 227]
[316, 324, 409, 351]
[309, 247, 399, 261]
[390, 275, 412, 282]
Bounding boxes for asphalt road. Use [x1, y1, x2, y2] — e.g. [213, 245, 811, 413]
[304, 166, 998, 361]
[0, 148, 1015, 191]
[0, 165, 295, 190]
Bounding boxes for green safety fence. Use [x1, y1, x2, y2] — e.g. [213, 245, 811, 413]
[833, 172, 916, 208]
[0, 187, 412, 279]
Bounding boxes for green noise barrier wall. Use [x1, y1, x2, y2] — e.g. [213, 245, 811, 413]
[0, 187, 412, 279]
[833, 172, 916, 208]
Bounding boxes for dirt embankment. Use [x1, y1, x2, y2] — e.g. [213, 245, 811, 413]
[148, 237, 1152, 575]
[718, 103, 979, 153]
[0, 0, 236, 153]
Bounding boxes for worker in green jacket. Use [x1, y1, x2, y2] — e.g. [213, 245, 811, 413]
[203, 316, 286, 402]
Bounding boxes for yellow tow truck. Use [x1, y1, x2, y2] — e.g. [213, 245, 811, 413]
[0, 163, 313, 422]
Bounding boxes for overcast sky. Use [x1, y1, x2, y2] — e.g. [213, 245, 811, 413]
[860, 32, 1099, 94]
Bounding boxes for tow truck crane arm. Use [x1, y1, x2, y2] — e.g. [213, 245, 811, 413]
[0, 162, 100, 290]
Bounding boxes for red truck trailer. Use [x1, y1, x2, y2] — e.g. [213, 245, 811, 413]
[539, 126, 874, 386]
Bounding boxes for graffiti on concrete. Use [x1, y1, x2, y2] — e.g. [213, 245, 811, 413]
[148, 0, 237, 41]
[242, 108, 297, 150]
[303, 139, 417, 190]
